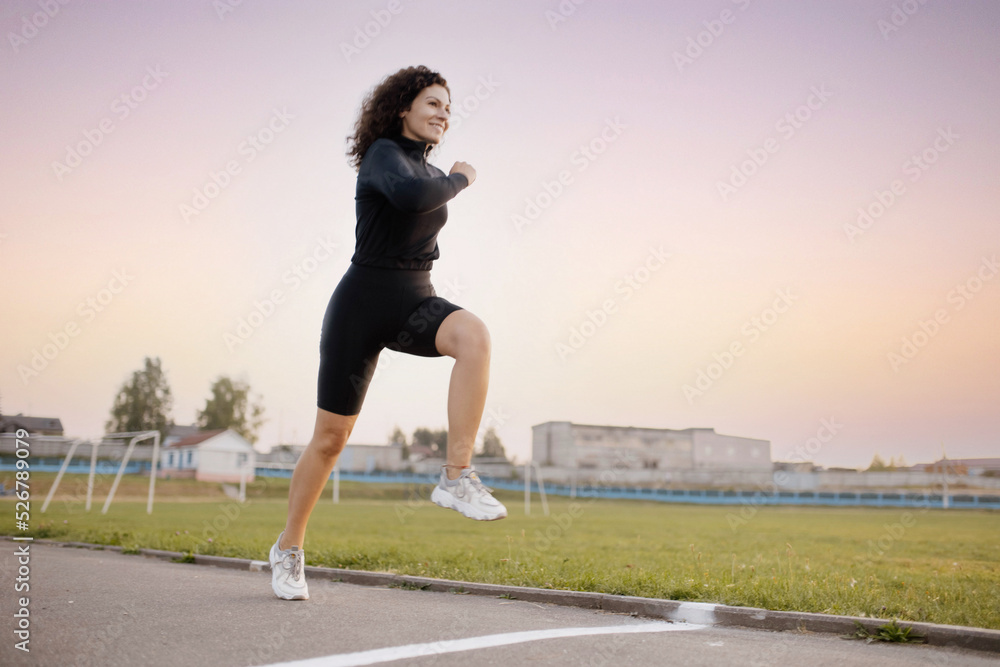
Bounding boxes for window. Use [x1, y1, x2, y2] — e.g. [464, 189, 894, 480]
[236, 453, 247, 467]
[168, 452, 174, 466]
[186, 450, 193, 465]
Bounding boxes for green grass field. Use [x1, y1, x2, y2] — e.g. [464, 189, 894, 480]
[3, 472, 999, 630]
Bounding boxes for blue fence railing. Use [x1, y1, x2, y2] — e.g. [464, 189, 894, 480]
[3, 463, 996, 509]
[256, 468, 1000, 510]
[0, 460, 150, 474]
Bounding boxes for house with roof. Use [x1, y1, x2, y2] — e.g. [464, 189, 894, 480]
[159, 428, 256, 482]
[0, 413, 64, 436]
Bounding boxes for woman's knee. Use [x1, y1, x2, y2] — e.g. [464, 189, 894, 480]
[310, 410, 356, 459]
[440, 311, 491, 360]
[312, 430, 349, 459]
[465, 320, 491, 359]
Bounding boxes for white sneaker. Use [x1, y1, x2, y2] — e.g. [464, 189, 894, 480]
[431, 466, 507, 521]
[269, 531, 309, 600]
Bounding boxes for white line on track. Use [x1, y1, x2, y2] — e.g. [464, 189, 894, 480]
[262, 621, 706, 667]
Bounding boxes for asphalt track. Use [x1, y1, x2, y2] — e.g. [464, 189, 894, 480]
[1, 541, 995, 666]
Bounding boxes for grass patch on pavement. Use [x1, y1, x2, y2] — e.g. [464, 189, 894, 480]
[3, 472, 998, 630]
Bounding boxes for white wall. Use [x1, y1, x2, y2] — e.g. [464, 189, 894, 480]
[336, 444, 403, 473]
[691, 430, 772, 471]
[196, 431, 255, 482]
[531, 422, 771, 472]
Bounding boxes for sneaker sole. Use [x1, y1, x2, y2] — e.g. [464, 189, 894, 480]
[430, 485, 507, 521]
[272, 584, 308, 601]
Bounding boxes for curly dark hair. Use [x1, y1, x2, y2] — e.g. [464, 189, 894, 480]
[345, 65, 451, 172]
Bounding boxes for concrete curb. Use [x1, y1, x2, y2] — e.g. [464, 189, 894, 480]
[19, 537, 1000, 654]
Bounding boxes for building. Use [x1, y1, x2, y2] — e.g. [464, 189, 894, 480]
[165, 423, 201, 446]
[258, 443, 307, 466]
[257, 443, 406, 473]
[255, 442, 512, 478]
[532, 421, 771, 473]
[0, 413, 64, 436]
[335, 443, 405, 473]
[159, 429, 256, 482]
[913, 458, 1000, 476]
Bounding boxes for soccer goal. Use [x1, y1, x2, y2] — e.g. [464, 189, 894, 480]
[41, 430, 161, 515]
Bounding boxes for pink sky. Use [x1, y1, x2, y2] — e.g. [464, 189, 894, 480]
[1, 1, 998, 468]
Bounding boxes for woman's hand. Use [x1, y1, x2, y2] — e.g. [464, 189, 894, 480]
[450, 161, 476, 186]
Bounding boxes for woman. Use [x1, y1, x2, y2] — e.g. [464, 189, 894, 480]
[268, 65, 507, 601]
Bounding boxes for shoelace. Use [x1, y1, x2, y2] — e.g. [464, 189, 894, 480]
[461, 471, 494, 495]
[281, 549, 303, 580]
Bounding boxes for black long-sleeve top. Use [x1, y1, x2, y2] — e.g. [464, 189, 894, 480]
[351, 133, 469, 270]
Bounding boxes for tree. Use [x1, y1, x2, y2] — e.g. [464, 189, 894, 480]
[413, 427, 448, 457]
[866, 453, 889, 472]
[106, 356, 174, 442]
[196, 376, 265, 445]
[389, 425, 409, 460]
[431, 429, 448, 456]
[477, 426, 508, 460]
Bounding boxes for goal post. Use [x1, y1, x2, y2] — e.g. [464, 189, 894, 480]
[41, 430, 161, 515]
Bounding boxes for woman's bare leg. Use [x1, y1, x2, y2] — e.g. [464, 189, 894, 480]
[434, 309, 491, 480]
[279, 408, 358, 550]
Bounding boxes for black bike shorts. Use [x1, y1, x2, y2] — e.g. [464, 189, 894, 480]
[317, 262, 463, 415]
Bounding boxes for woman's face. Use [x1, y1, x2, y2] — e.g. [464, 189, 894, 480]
[399, 83, 451, 144]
